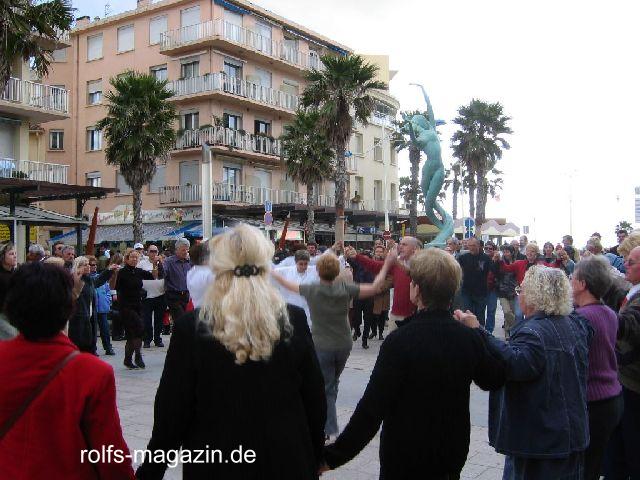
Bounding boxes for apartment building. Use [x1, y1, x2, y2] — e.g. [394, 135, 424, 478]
[41, 0, 402, 243]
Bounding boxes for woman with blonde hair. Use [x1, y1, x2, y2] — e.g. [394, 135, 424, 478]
[137, 224, 326, 480]
[456, 266, 593, 479]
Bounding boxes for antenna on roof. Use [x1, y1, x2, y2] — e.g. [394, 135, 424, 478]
[104, 2, 111, 17]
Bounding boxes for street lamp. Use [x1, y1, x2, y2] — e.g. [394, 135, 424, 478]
[201, 143, 213, 239]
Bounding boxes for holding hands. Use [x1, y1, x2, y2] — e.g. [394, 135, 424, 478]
[453, 309, 481, 329]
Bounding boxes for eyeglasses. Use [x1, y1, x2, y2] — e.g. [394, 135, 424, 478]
[149, 250, 158, 253]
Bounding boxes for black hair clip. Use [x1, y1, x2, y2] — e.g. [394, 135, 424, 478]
[233, 265, 262, 277]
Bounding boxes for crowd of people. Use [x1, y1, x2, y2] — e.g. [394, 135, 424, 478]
[0, 225, 639, 480]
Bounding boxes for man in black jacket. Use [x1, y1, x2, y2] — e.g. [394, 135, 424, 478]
[457, 237, 497, 328]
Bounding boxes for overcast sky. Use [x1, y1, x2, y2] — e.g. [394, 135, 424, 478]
[74, 0, 640, 247]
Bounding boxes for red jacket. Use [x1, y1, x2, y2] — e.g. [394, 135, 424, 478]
[355, 254, 416, 317]
[0, 333, 134, 480]
[498, 258, 562, 285]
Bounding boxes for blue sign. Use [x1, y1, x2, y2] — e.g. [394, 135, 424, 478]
[264, 212, 273, 226]
[264, 200, 272, 213]
[356, 226, 376, 234]
[464, 218, 475, 228]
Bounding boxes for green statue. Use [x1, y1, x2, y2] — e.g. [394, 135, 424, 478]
[402, 84, 453, 247]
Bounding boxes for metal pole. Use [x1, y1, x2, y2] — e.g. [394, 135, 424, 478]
[201, 144, 213, 239]
[75, 198, 83, 254]
[381, 122, 389, 231]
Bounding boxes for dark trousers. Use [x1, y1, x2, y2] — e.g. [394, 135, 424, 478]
[143, 295, 166, 345]
[587, 394, 624, 480]
[460, 290, 487, 327]
[604, 386, 640, 479]
[166, 290, 190, 325]
[371, 310, 388, 337]
[111, 301, 124, 340]
[352, 299, 374, 345]
[96, 312, 113, 352]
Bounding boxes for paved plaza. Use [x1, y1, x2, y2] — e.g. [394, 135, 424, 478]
[102, 311, 507, 480]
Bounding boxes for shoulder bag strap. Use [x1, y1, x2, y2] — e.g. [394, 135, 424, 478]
[0, 349, 80, 441]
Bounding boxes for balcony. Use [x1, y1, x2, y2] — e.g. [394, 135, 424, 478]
[0, 158, 69, 184]
[168, 73, 298, 115]
[160, 19, 324, 74]
[174, 127, 281, 162]
[0, 77, 69, 122]
[355, 199, 400, 214]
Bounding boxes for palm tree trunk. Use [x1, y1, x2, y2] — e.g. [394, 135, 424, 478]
[467, 180, 476, 221]
[452, 178, 459, 220]
[132, 187, 144, 244]
[334, 146, 347, 244]
[409, 146, 420, 236]
[306, 182, 316, 243]
[475, 169, 488, 229]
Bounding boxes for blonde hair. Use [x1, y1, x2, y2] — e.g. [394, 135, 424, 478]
[525, 243, 540, 255]
[316, 253, 340, 281]
[72, 256, 89, 274]
[521, 265, 572, 316]
[619, 232, 640, 259]
[200, 224, 288, 365]
[409, 248, 461, 309]
[43, 256, 65, 267]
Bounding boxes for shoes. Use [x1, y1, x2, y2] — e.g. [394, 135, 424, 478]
[368, 332, 376, 339]
[112, 335, 125, 341]
[352, 330, 361, 341]
[378, 334, 384, 340]
[143, 342, 151, 348]
[155, 340, 165, 348]
[124, 360, 139, 369]
[134, 353, 146, 369]
[105, 349, 115, 356]
[362, 343, 369, 349]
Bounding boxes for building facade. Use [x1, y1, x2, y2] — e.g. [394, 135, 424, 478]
[39, 0, 401, 243]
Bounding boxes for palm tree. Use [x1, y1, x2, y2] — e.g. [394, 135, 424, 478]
[0, 0, 74, 86]
[301, 54, 386, 243]
[96, 72, 176, 243]
[451, 99, 512, 227]
[280, 109, 335, 243]
[393, 111, 424, 236]
[442, 159, 467, 220]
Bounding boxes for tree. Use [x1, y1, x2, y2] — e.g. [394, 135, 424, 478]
[616, 220, 633, 232]
[280, 109, 335, 243]
[96, 72, 176, 243]
[399, 176, 424, 212]
[442, 159, 466, 220]
[301, 54, 386, 243]
[0, 0, 74, 86]
[393, 111, 424, 236]
[451, 99, 512, 227]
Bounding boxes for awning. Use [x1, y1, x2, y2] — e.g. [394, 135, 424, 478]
[48, 222, 186, 244]
[0, 205, 87, 226]
[214, 0, 250, 14]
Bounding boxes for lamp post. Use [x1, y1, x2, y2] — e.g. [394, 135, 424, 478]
[380, 119, 390, 232]
[201, 143, 213, 239]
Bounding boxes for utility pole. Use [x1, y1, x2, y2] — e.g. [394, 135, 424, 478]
[201, 143, 213, 239]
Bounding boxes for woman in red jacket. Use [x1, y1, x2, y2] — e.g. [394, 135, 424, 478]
[0, 262, 134, 480]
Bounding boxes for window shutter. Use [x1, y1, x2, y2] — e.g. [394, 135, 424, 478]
[87, 34, 103, 61]
[149, 16, 167, 45]
[87, 79, 102, 94]
[118, 25, 135, 52]
[180, 6, 200, 27]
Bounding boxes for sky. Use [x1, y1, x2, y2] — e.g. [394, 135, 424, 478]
[73, 0, 640, 247]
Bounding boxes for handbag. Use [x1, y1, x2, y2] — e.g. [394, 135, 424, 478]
[0, 350, 79, 441]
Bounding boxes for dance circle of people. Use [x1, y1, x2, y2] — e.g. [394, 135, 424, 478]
[0, 226, 639, 479]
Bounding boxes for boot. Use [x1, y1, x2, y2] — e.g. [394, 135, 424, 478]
[133, 338, 145, 369]
[123, 339, 138, 369]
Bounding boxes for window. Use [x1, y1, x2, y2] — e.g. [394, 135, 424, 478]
[52, 48, 67, 62]
[150, 64, 168, 81]
[86, 171, 101, 187]
[223, 113, 242, 130]
[390, 145, 396, 165]
[254, 67, 272, 88]
[49, 130, 64, 150]
[254, 21, 272, 54]
[179, 161, 199, 186]
[223, 9, 243, 42]
[280, 79, 299, 96]
[86, 127, 102, 151]
[255, 120, 271, 136]
[87, 79, 102, 105]
[182, 111, 199, 130]
[117, 25, 134, 53]
[374, 137, 382, 162]
[87, 33, 103, 61]
[390, 183, 397, 201]
[180, 5, 200, 42]
[223, 60, 242, 79]
[150, 165, 166, 192]
[353, 133, 363, 155]
[223, 166, 241, 186]
[116, 172, 132, 194]
[282, 36, 298, 63]
[309, 49, 321, 69]
[180, 60, 199, 79]
[149, 15, 167, 45]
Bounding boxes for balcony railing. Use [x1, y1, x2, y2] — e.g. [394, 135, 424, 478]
[0, 158, 69, 184]
[1, 77, 69, 114]
[160, 19, 325, 71]
[175, 127, 282, 157]
[168, 73, 298, 111]
[358, 199, 400, 214]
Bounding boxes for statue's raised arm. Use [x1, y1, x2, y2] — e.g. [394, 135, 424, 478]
[410, 83, 435, 129]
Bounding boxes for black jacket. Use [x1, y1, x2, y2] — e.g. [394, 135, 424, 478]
[115, 264, 154, 308]
[458, 252, 498, 297]
[324, 309, 506, 479]
[136, 304, 326, 480]
[68, 269, 112, 349]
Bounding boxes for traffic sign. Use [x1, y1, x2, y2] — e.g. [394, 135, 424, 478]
[464, 218, 475, 228]
[264, 200, 272, 213]
[383, 230, 391, 240]
[264, 212, 273, 226]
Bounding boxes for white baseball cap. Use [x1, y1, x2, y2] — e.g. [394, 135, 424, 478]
[134, 243, 144, 250]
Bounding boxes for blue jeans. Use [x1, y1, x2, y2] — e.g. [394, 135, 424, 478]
[460, 290, 488, 327]
[316, 347, 351, 436]
[485, 290, 498, 334]
[96, 312, 112, 353]
[514, 297, 524, 324]
[143, 295, 166, 345]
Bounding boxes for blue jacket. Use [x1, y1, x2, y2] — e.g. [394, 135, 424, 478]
[482, 312, 593, 458]
[92, 273, 112, 314]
